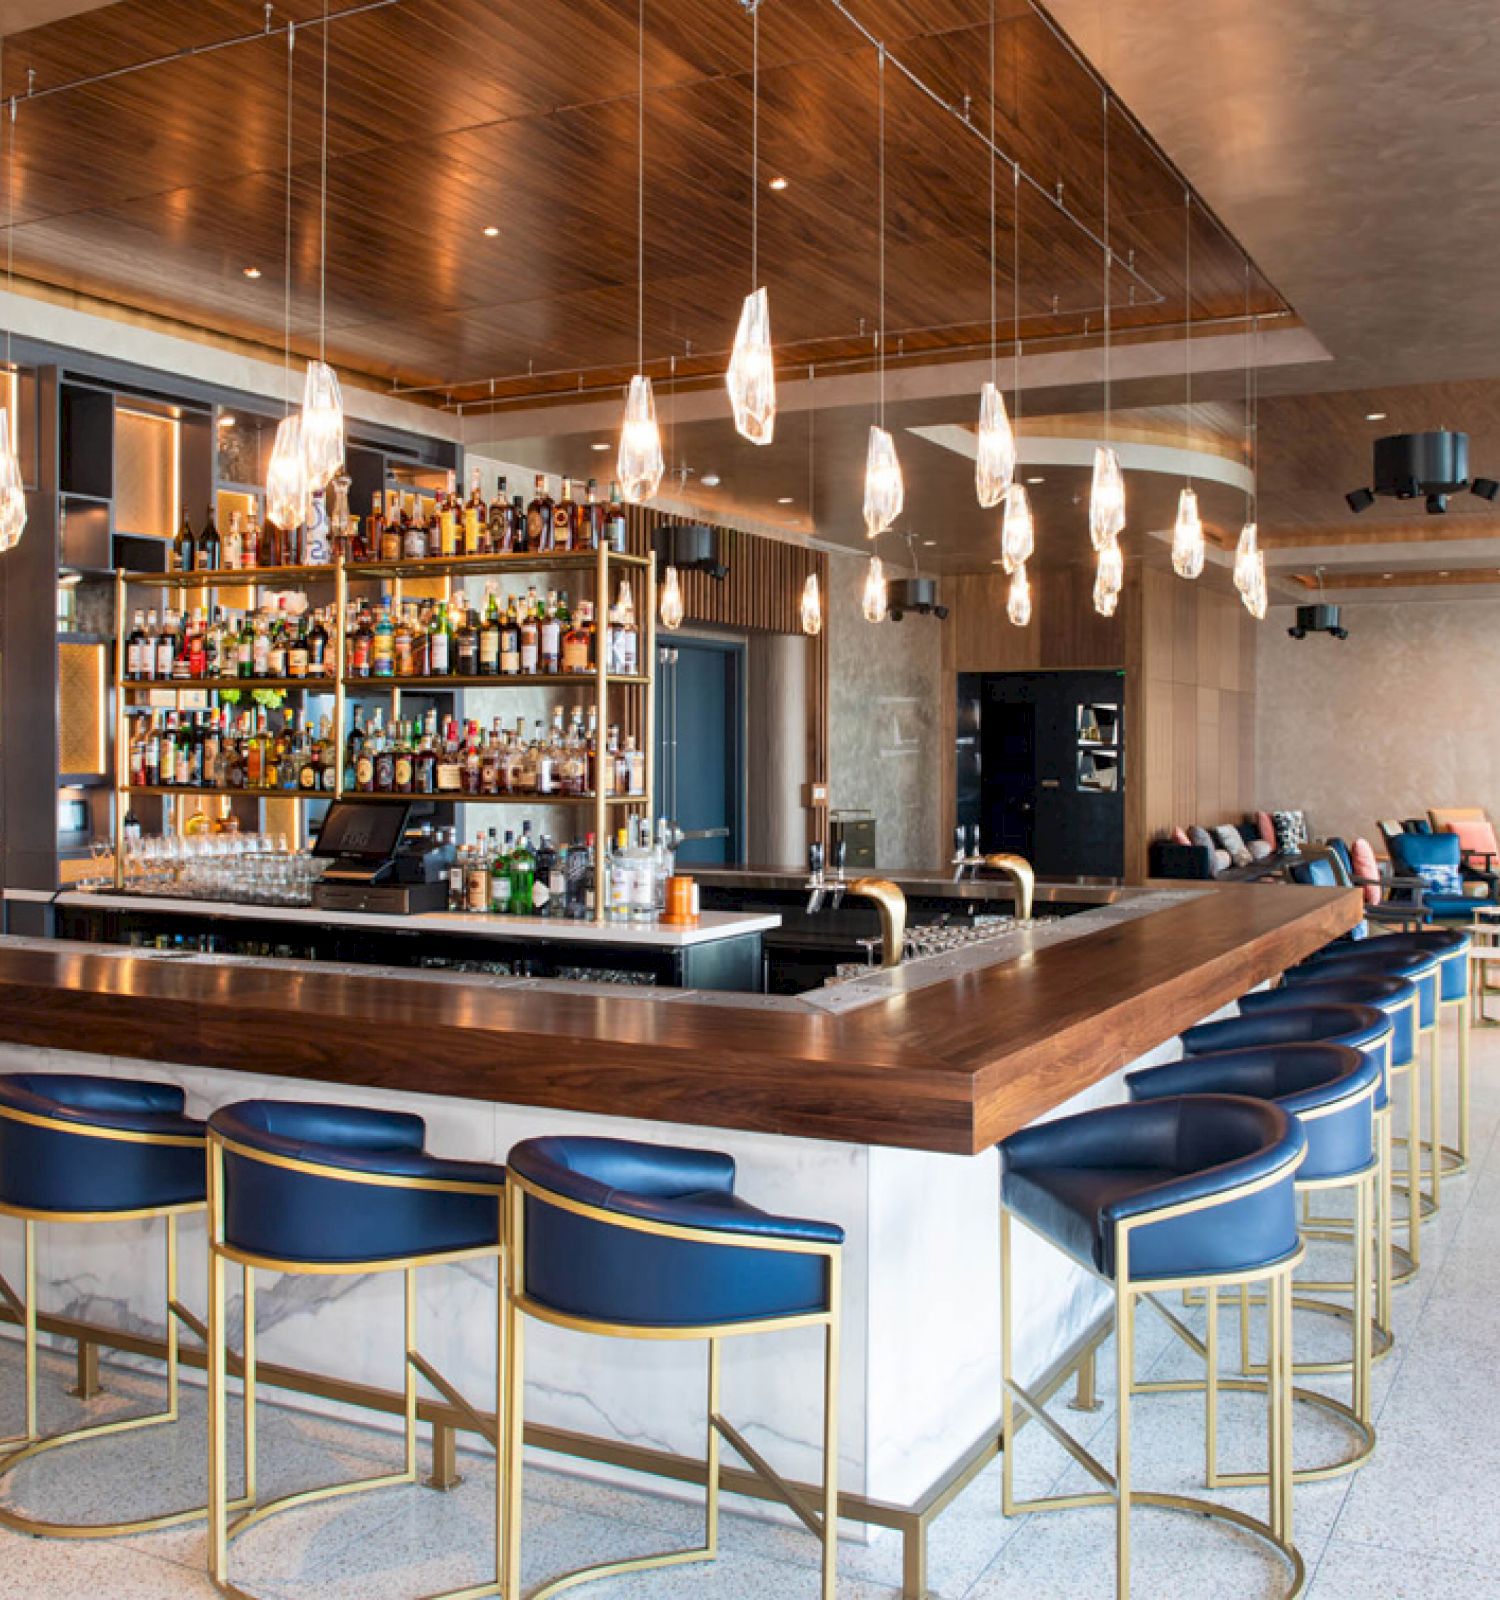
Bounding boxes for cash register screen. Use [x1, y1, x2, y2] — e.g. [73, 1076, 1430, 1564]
[312, 800, 410, 862]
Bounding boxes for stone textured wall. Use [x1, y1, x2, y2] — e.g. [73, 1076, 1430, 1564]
[1256, 597, 1500, 846]
[828, 549, 944, 870]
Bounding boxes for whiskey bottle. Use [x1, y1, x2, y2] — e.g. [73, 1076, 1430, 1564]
[174, 513, 197, 574]
[478, 587, 502, 676]
[605, 481, 628, 552]
[455, 599, 479, 676]
[199, 504, 222, 571]
[553, 479, 575, 552]
[562, 599, 592, 673]
[582, 479, 603, 550]
[155, 611, 178, 679]
[429, 602, 452, 676]
[222, 510, 244, 571]
[372, 599, 395, 678]
[125, 610, 149, 681]
[519, 588, 541, 674]
[308, 609, 330, 675]
[465, 467, 486, 556]
[526, 474, 553, 551]
[499, 597, 521, 675]
[539, 592, 562, 673]
[488, 475, 510, 551]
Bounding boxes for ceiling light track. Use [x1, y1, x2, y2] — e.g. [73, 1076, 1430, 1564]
[3, 0, 398, 106]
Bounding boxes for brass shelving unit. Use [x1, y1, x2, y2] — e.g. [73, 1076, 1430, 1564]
[112, 540, 657, 923]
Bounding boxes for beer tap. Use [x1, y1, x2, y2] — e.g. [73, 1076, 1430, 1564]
[805, 838, 849, 915]
[952, 822, 982, 880]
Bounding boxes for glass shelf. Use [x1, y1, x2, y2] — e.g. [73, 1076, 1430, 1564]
[347, 550, 649, 581]
[345, 791, 645, 806]
[341, 673, 648, 690]
[120, 565, 339, 588]
[121, 677, 337, 692]
[124, 785, 322, 799]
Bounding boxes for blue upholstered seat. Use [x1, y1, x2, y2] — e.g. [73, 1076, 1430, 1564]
[507, 1135, 843, 1329]
[1361, 929, 1470, 1003]
[1289, 857, 1339, 888]
[1390, 832, 1492, 921]
[1127, 1046, 1377, 1184]
[1295, 942, 1440, 1028]
[999, 1096, 1305, 1280]
[1180, 1002, 1392, 1071]
[1242, 975, 1417, 1096]
[209, 1101, 505, 1266]
[0, 1073, 205, 1214]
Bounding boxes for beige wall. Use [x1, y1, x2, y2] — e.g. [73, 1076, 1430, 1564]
[1256, 597, 1500, 846]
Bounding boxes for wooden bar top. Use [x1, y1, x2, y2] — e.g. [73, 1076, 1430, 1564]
[0, 882, 1360, 1155]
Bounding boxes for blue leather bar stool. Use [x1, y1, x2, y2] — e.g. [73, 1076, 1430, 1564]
[1293, 941, 1444, 1243]
[1000, 1096, 1307, 1600]
[205, 1101, 507, 1600]
[504, 1136, 844, 1600]
[0, 1072, 230, 1537]
[1126, 1046, 1380, 1481]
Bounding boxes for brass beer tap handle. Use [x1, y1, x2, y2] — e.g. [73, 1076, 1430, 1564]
[849, 877, 907, 968]
[981, 853, 1035, 921]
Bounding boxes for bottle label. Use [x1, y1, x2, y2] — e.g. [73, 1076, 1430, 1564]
[299, 765, 318, 790]
[288, 648, 309, 678]
[526, 510, 545, 546]
[356, 756, 375, 790]
[463, 508, 481, 552]
[520, 637, 539, 674]
[541, 619, 561, 662]
[563, 634, 590, 673]
[127, 641, 141, 676]
[439, 508, 458, 556]
[466, 867, 490, 912]
[490, 876, 512, 913]
[501, 639, 520, 674]
[531, 880, 551, 910]
[404, 529, 427, 559]
[480, 633, 501, 671]
[553, 508, 571, 549]
[395, 757, 414, 790]
[437, 761, 462, 792]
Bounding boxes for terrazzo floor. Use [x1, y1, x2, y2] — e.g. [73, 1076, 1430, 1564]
[2, 1022, 1498, 1599]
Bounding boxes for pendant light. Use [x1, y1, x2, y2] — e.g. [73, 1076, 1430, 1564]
[1233, 520, 1260, 597]
[266, 22, 308, 533]
[975, 7, 1015, 509]
[1236, 266, 1268, 620]
[801, 364, 823, 636]
[1091, 95, 1124, 613]
[1171, 188, 1205, 580]
[618, 0, 664, 503]
[0, 88, 25, 553]
[1000, 481, 1034, 573]
[658, 561, 684, 631]
[726, 6, 775, 444]
[300, 11, 343, 491]
[801, 572, 822, 636]
[862, 45, 903, 538]
[1006, 560, 1031, 627]
[862, 552, 888, 623]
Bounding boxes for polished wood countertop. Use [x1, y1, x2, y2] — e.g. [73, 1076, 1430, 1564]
[0, 881, 1359, 1155]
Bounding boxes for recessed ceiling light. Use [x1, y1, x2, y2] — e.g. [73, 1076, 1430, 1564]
[242, 266, 262, 279]
[590, 441, 611, 452]
[217, 413, 236, 428]
[777, 496, 794, 504]
[768, 176, 789, 191]
[482, 225, 500, 238]
[1026, 476, 1045, 485]
[922, 539, 937, 546]
[991, 558, 1003, 565]
[700, 473, 721, 488]
[1382, 573, 1393, 579]
[1365, 411, 1387, 422]
[1439, 570, 1450, 576]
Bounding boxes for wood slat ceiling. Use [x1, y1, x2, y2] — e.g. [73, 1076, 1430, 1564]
[0, 0, 1287, 406]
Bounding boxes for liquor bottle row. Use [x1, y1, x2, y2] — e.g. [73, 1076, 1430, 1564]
[344, 581, 640, 680]
[165, 471, 632, 575]
[128, 708, 336, 793]
[347, 707, 645, 798]
[450, 816, 674, 921]
[124, 603, 334, 682]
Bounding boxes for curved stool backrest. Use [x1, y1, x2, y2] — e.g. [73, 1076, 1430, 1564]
[0, 1073, 204, 1216]
[1243, 975, 1416, 1080]
[507, 1135, 842, 1331]
[1180, 1003, 1391, 1072]
[1127, 1045, 1377, 1184]
[1358, 929, 1470, 1003]
[208, 1100, 503, 1268]
[1296, 943, 1440, 1027]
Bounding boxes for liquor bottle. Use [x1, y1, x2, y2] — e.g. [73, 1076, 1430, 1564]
[429, 602, 452, 676]
[605, 481, 628, 552]
[373, 722, 396, 793]
[267, 608, 288, 678]
[478, 587, 501, 676]
[519, 589, 541, 674]
[393, 722, 415, 795]
[455, 599, 479, 676]
[187, 609, 208, 678]
[553, 478, 575, 552]
[155, 610, 178, 679]
[438, 470, 459, 558]
[394, 604, 415, 677]
[174, 513, 196, 574]
[499, 597, 520, 676]
[415, 711, 439, 794]
[257, 509, 281, 568]
[125, 610, 148, 681]
[562, 598, 592, 674]
[308, 608, 329, 675]
[539, 592, 562, 673]
[252, 613, 271, 677]
[581, 479, 603, 550]
[511, 492, 528, 552]
[372, 599, 395, 678]
[461, 721, 482, 796]
[437, 719, 463, 793]
[526, 474, 553, 551]
[465, 466, 486, 556]
[287, 617, 310, 680]
[624, 733, 646, 796]
[375, 493, 399, 561]
[488, 475, 510, 551]
[222, 510, 244, 571]
[403, 500, 428, 561]
[510, 822, 537, 915]
[198, 504, 222, 571]
[485, 831, 510, 914]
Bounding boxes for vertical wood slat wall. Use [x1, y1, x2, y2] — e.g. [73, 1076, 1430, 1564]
[625, 505, 830, 850]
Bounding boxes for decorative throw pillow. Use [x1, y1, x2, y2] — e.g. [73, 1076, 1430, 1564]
[1170, 826, 1191, 846]
[1417, 861, 1464, 895]
[1211, 848, 1233, 877]
[1188, 825, 1215, 854]
[1271, 810, 1309, 854]
[1247, 839, 1274, 862]
[1447, 817, 1500, 865]
[1255, 811, 1277, 847]
[1213, 825, 1253, 867]
[1350, 837, 1382, 907]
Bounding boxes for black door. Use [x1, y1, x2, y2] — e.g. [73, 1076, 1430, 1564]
[980, 698, 1037, 858]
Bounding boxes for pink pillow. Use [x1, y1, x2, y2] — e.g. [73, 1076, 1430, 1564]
[1255, 811, 1277, 846]
[1447, 817, 1500, 863]
[1350, 837, 1381, 907]
[1171, 826, 1191, 846]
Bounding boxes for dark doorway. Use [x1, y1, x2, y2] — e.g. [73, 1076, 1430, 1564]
[655, 636, 746, 866]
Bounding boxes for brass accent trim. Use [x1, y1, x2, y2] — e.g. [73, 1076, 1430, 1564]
[848, 877, 907, 967]
[982, 853, 1036, 921]
[0, 1102, 204, 1149]
[212, 1132, 506, 1198]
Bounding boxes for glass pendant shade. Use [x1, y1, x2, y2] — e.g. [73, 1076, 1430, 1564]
[1241, 543, 1268, 620]
[0, 408, 26, 552]
[1233, 520, 1260, 596]
[975, 381, 1017, 508]
[1088, 444, 1126, 550]
[861, 553, 888, 623]
[726, 286, 776, 445]
[1092, 536, 1123, 618]
[800, 571, 823, 636]
[265, 411, 310, 532]
[1006, 560, 1031, 627]
[300, 359, 345, 491]
[659, 564, 685, 631]
[617, 375, 666, 504]
[1000, 482, 1035, 574]
[863, 425, 904, 538]
[1171, 485, 1205, 579]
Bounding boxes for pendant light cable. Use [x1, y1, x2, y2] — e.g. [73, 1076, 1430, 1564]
[637, 0, 645, 375]
[1101, 88, 1110, 444]
[877, 42, 886, 427]
[5, 88, 14, 377]
[751, 3, 759, 292]
[808, 361, 815, 518]
[988, 0, 996, 382]
[319, 0, 329, 362]
[1012, 163, 1021, 430]
[1183, 185, 1191, 486]
[282, 21, 295, 413]
[1245, 256, 1256, 523]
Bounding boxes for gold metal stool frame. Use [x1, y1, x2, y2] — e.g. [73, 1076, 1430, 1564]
[206, 1131, 507, 1600]
[502, 1173, 842, 1600]
[1002, 1158, 1308, 1600]
[1390, 949, 1471, 1190]
[0, 1106, 253, 1539]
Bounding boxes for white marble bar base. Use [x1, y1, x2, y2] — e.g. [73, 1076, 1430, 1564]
[0, 1015, 1225, 1527]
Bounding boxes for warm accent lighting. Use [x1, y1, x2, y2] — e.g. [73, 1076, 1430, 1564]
[1000, 483, 1034, 574]
[1365, 411, 1387, 422]
[1007, 560, 1031, 626]
[863, 425, 903, 537]
[1093, 536, 1123, 617]
[800, 571, 822, 635]
[1171, 485, 1205, 579]
[242, 266, 262, 279]
[768, 176, 788, 190]
[617, 374, 665, 504]
[217, 413, 236, 429]
[974, 381, 1016, 508]
[1089, 445, 1126, 549]
[300, 359, 345, 491]
[482, 225, 500, 237]
[591, 441, 611, 452]
[862, 553, 888, 622]
[1233, 520, 1259, 596]
[727, 285, 776, 445]
[659, 564, 684, 631]
[1244, 551, 1268, 619]
[266, 411, 309, 532]
[777, 496, 795, 505]
[700, 473, 722, 488]
[0, 408, 25, 552]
